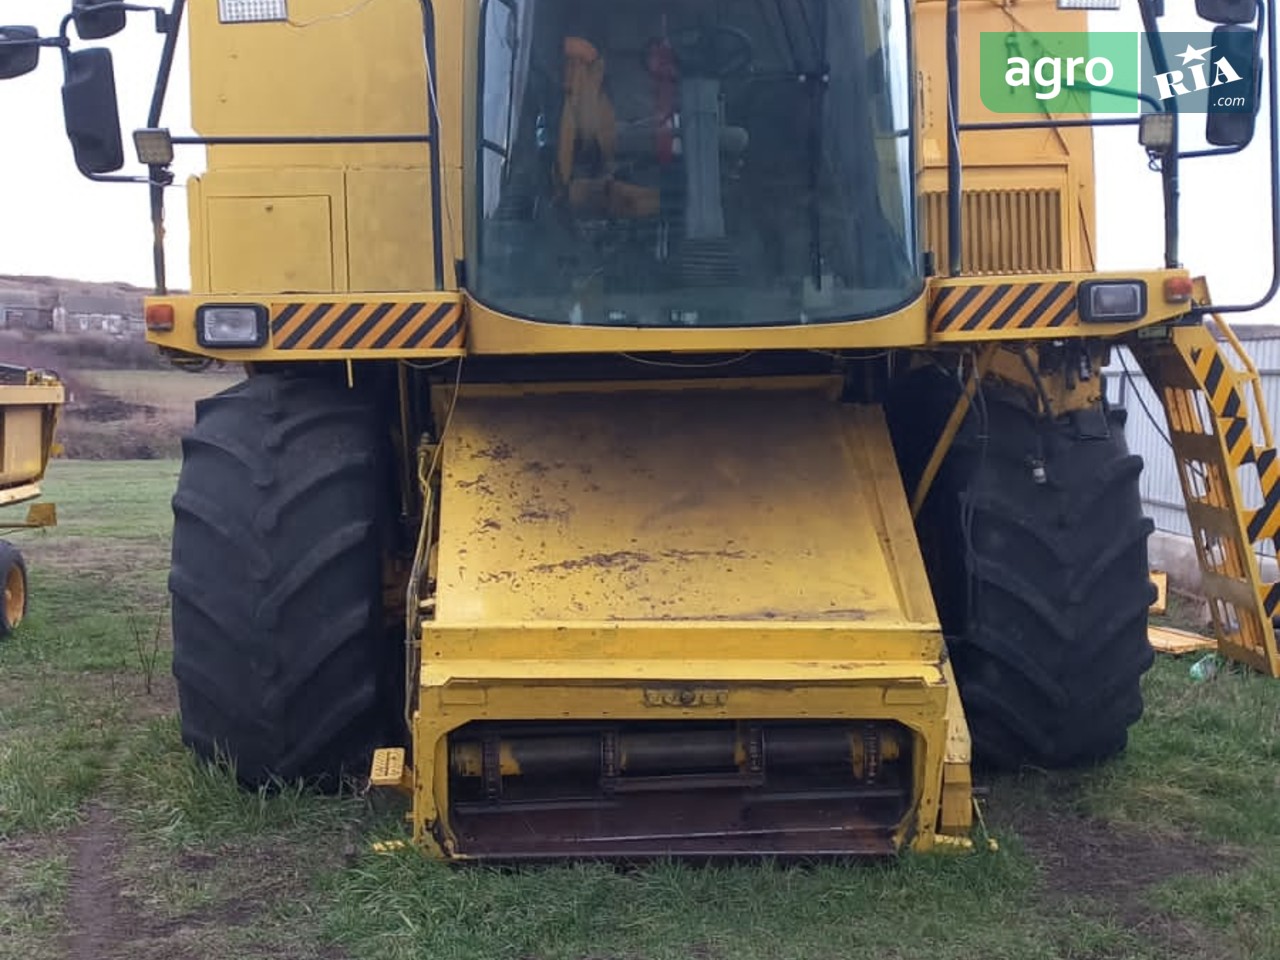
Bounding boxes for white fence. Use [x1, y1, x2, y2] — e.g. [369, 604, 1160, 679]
[1101, 329, 1280, 558]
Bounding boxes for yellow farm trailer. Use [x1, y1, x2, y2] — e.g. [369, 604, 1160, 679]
[0, 364, 64, 635]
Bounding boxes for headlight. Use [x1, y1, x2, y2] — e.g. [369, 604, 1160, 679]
[196, 305, 267, 347]
[1078, 281, 1147, 323]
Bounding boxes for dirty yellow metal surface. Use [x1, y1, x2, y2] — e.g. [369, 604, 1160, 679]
[398, 377, 973, 858]
[0, 380, 64, 511]
[434, 378, 935, 627]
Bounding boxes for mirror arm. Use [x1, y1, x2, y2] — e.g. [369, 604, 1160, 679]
[1139, 0, 1180, 268]
[0, 36, 69, 50]
[146, 1, 183, 294]
[147, 0, 182, 127]
[1193, 0, 1280, 315]
[57, 3, 167, 46]
[1181, 141, 1251, 158]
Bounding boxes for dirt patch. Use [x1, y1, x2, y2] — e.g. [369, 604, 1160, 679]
[61, 800, 351, 959]
[74, 392, 158, 424]
[64, 803, 130, 960]
[18, 535, 169, 575]
[992, 795, 1249, 960]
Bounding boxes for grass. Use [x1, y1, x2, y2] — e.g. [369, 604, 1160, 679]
[2, 456, 1280, 958]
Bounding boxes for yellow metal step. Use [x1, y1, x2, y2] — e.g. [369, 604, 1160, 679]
[1132, 284, 1280, 677]
[369, 747, 407, 788]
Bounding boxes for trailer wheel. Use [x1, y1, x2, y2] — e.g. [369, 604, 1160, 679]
[885, 366, 1156, 771]
[0, 541, 27, 637]
[169, 372, 400, 789]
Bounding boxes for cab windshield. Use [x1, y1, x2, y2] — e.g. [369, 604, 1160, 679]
[472, 0, 919, 327]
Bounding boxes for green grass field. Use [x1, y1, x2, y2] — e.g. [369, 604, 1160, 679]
[2, 460, 1279, 960]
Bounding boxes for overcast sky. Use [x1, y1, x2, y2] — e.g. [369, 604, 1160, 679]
[0, 0, 1276, 320]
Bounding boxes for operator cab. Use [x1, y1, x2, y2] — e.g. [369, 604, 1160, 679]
[472, 0, 920, 328]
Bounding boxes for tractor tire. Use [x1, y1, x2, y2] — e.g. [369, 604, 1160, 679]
[169, 372, 400, 789]
[884, 365, 1156, 771]
[0, 540, 27, 637]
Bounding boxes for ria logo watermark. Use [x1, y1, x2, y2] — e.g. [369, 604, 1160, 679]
[1152, 41, 1245, 104]
[979, 31, 1257, 115]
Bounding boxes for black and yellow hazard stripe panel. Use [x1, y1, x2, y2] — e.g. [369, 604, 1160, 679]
[927, 271, 1191, 342]
[141, 293, 466, 361]
[270, 300, 464, 352]
[930, 280, 1078, 335]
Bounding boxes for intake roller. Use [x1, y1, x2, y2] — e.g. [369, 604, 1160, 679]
[449, 722, 903, 785]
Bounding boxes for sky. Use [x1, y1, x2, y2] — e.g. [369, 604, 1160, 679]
[0, 0, 1276, 320]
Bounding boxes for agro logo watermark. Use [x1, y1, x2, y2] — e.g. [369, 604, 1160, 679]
[979, 32, 1255, 115]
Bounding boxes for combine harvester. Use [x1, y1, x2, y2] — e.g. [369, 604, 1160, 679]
[0, 364, 63, 636]
[2, 0, 1278, 857]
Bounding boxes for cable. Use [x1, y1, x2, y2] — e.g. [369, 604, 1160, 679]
[1116, 348, 1175, 451]
[1016, 345, 1053, 419]
[402, 355, 464, 731]
[619, 351, 756, 369]
[808, 349, 893, 362]
[400, 357, 457, 372]
[424, 38, 458, 269]
[288, 0, 381, 28]
[1115, 347, 1210, 492]
[959, 350, 989, 633]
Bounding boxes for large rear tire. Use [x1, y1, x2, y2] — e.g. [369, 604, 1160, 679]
[169, 372, 401, 788]
[885, 366, 1156, 771]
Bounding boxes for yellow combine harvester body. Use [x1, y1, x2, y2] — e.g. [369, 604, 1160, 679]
[7, 0, 1279, 858]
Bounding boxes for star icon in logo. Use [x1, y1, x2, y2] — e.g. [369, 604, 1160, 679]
[1176, 42, 1214, 65]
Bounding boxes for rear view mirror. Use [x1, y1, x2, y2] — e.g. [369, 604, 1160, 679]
[1206, 24, 1262, 147]
[1196, 0, 1256, 24]
[61, 48, 124, 174]
[0, 26, 40, 80]
[72, 0, 127, 40]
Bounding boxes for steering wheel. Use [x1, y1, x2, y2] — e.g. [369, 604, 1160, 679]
[668, 25, 754, 79]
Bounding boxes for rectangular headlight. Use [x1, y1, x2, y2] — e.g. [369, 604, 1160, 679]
[196, 305, 267, 347]
[1139, 114, 1175, 151]
[218, 0, 287, 23]
[1079, 281, 1147, 323]
[132, 128, 174, 166]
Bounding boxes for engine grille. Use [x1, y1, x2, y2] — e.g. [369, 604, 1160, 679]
[923, 188, 1064, 275]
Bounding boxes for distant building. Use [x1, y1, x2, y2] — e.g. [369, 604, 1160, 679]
[0, 289, 53, 331]
[53, 293, 144, 337]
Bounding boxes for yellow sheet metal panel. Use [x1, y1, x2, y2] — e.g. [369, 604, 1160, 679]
[346, 169, 437, 293]
[434, 382, 929, 626]
[422, 622, 941, 663]
[914, 0, 1097, 274]
[189, 0, 434, 167]
[463, 293, 931, 354]
[200, 168, 348, 293]
[0, 408, 44, 487]
[422, 657, 948, 690]
[207, 195, 335, 293]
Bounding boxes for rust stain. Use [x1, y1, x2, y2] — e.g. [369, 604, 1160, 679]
[474, 441, 515, 461]
[530, 550, 656, 574]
